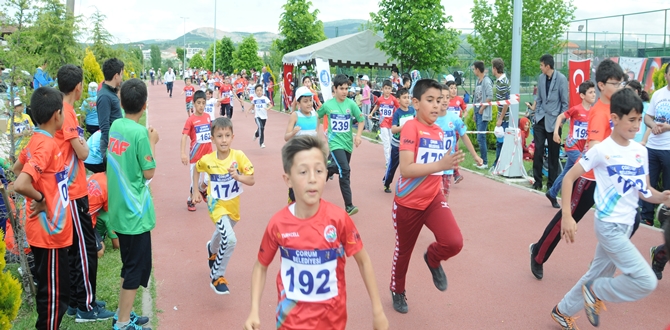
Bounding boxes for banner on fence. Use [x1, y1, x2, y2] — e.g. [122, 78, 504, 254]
[315, 58, 333, 102]
[568, 59, 591, 108]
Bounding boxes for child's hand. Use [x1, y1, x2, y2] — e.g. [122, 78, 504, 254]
[191, 191, 201, 204]
[148, 126, 160, 144]
[561, 216, 578, 244]
[181, 153, 188, 165]
[29, 199, 47, 218]
[661, 190, 670, 208]
[228, 164, 239, 180]
[354, 135, 362, 147]
[553, 132, 561, 144]
[438, 149, 465, 171]
[292, 126, 301, 134]
[243, 315, 261, 330]
[474, 155, 484, 167]
[373, 311, 389, 330]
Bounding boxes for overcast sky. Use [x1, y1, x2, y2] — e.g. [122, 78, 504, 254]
[70, 0, 670, 43]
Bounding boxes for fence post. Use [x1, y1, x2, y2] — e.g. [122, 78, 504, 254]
[621, 16, 625, 56]
[585, 20, 589, 57]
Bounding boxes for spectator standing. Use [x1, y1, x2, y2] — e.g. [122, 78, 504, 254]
[97, 58, 125, 166]
[82, 82, 100, 135]
[492, 58, 510, 166]
[360, 75, 372, 131]
[472, 61, 493, 169]
[165, 68, 176, 98]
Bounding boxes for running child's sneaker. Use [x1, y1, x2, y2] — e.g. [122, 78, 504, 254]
[656, 204, 670, 227]
[113, 317, 152, 330]
[113, 311, 150, 327]
[75, 305, 115, 322]
[199, 189, 208, 201]
[261, 143, 266, 148]
[454, 175, 464, 184]
[211, 277, 230, 295]
[384, 186, 392, 193]
[529, 243, 543, 280]
[66, 306, 77, 317]
[390, 290, 408, 314]
[346, 205, 359, 216]
[207, 241, 215, 269]
[424, 252, 447, 291]
[582, 280, 606, 327]
[551, 305, 579, 330]
[650, 246, 665, 280]
[187, 201, 196, 212]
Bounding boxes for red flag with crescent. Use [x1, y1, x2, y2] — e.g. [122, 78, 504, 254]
[569, 59, 591, 108]
[283, 63, 294, 110]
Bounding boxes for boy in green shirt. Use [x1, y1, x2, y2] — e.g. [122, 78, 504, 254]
[107, 79, 159, 330]
[317, 74, 365, 215]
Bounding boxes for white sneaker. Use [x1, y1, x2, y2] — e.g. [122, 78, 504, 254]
[475, 164, 488, 170]
[261, 143, 266, 148]
[253, 136, 257, 141]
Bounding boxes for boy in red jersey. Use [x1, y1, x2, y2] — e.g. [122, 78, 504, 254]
[13, 87, 73, 330]
[181, 77, 196, 117]
[217, 75, 242, 119]
[181, 90, 213, 212]
[243, 135, 387, 330]
[369, 80, 400, 167]
[234, 73, 248, 103]
[390, 79, 465, 314]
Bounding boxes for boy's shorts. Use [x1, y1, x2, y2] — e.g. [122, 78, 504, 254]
[441, 174, 452, 199]
[185, 101, 193, 113]
[118, 231, 152, 290]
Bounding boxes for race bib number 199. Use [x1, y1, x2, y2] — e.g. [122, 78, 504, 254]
[209, 173, 242, 200]
[572, 121, 587, 140]
[280, 247, 339, 302]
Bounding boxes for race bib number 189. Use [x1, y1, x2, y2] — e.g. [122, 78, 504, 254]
[280, 247, 339, 302]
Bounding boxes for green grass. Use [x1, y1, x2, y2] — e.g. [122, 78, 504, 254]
[8, 235, 150, 329]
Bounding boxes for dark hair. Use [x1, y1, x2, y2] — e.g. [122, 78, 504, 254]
[595, 59, 624, 90]
[56, 64, 83, 94]
[254, 83, 263, 91]
[403, 76, 411, 85]
[610, 88, 643, 117]
[102, 58, 125, 81]
[492, 58, 504, 74]
[626, 80, 650, 102]
[382, 80, 393, 88]
[211, 117, 233, 134]
[446, 81, 456, 88]
[473, 61, 485, 73]
[578, 80, 595, 95]
[281, 135, 327, 174]
[332, 74, 349, 88]
[540, 54, 554, 69]
[30, 87, 63, 125]
[302, 76, 312, 84]
[391, 67, 399, 74]
[193, 90, 206, 103]
[412, 79, 442, 101]
[396, 88, 409, 98]
[666, 63, 670, 74]
[185, 77, 191, 82]
[205, 88, 213, 94]
[120, 79, 147, 114]
[348, 76, 355, 83]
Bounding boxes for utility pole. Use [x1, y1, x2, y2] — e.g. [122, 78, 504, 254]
[180, 16, 188, 78]
[66, 0, 74, 15]
[213, 0, 217, 72]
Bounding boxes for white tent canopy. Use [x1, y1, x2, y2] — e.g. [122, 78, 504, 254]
[281, 30, 396, 69]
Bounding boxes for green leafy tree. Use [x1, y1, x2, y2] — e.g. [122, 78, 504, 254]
[88, 9, 115, 62]
[371, 0, 460, 72]
[189, 52, 206, 69]
[652, 63, 668, 94]
[468, 0, 576, 78]
[0, 0, 36, 110]
[232, 35, 264, 72]
[264, 39, 283, 75]
[277, 0, 327, 54]
[205, 37, 235, 73]
[176, 47, 185, 68]
[150, 45, 162, 72]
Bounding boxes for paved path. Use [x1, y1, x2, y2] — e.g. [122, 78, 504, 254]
[148, 81, 668, 329]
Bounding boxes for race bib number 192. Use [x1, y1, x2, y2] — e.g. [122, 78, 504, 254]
[280, 247, 339, 302]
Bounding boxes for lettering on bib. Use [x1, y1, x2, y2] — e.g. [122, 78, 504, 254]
[55, 169, 69, 207]
[607, 164, 651, 197]
[572, 120, 587, 140]
[416, 137, 446, 176]
[209, 173, 242, 200]
[195, 124, 211, 144]
[330, 114, 350, 133]
[12, 122, 27, 134]
[280, 247, 339, 302]
[380, 104, 393, 118]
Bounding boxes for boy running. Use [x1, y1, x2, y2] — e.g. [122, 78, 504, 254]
[390, 79, 465, 314]
[218, 75, 241, 119]
[382, 88, 414, 193]
[181, 78, 196, 117]
[13, 87, 73, 330]
[181, 90, 213, 212]
[529, 59, 625, 280]
[369, 80, 400, 168]
[107, 79, 157, 330]
[250, 84, 272, 148]
[446, 81, 467, 183]
[243, 135, 388, 330]
[317, 74, 365, 216]
[191, 117, 255, 295]
[551, 88, 662, 330]
[545, 81, 596, 208]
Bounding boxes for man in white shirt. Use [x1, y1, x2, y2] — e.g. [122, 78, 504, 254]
[165, 67, 176, 98]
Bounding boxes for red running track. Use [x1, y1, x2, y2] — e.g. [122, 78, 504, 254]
[148, 81, 669, 329]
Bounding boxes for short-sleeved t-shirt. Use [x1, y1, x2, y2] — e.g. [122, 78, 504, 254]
[394, 119, 444, 210]
[579, 137, 650, 225]
[391, 107, 416, 147]
[7, 113, 33, 135]
[645, 87, 670, 150]
[106, 118, 156, 235]
[87, 172, 108, 227]
[84, 130, 103, 165]
[563, 104, 590, 152]
[257, 200, 363, 330]
[195, 150, 254, 222]
[234, 78, 248, 94]
[252, 95, 271, 120]
[377, 94, 400, 128]
[447, 96, 467, 117]
[317, 98, 365, 153]
[219, 84, 233, 104]
[182, 114, 213, 163]
[494, 74, 511, 121]
[184, 85, 196, 103]
[205, 98, 217, 121]
[55, 101, 87, 200]
[581, 100, 612, 180]
[19, 130, 72, 249]
[435, 112, 467, 175]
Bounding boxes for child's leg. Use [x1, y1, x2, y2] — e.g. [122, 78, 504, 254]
[189, 164, 196, 202]
[254, 117, 261, 139]
[454, 136, 461, 178]
[209, 216, 238, 280]
[116, 232, 152, 323]
[33, 246, 70, 330]
[68, 198, 98, 312]
[226, 104, 233, 119]
[390, 201, 425, 294]
[548, 149, 581, 198]
[441, 175, 452, 203]
[382, 145, 400, 188]
[259, 119, 267, 145]
[423, 193, 463, 267]
[330, 149, 354, 208]
[380, 127, 391, 166]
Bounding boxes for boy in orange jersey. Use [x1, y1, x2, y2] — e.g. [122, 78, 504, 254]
[87, 172, 119, 258]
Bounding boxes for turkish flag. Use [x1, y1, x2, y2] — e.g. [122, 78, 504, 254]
[283, 63, 294, 110]
[569, 60, 591, 108]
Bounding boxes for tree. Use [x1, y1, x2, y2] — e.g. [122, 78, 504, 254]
[468, 0, 575, 78]
[176, 47, 185, 67]
[264, 39, 283, 75]
[277, 0, 326, 54]
[150, 45, 162, 72]
[371, 0, 461, 72]
[189, 52, 206, 69]
[88, 9, 115, 62]
[82, 48, 104, 100]
[205, 37, 235, 73]
[0, 0, 36, 108]
[232, 35, 264, 73]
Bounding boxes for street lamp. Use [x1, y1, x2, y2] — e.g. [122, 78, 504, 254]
[213, 0, 217, 72]
[180, 16, 188, 78]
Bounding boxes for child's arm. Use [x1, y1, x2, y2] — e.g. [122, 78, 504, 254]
[229, 166, 255, 186]
[243, 260, 268, 330]
[70, 136, 90, 161]
[391, 124, 402, 134]
[12, 159, 23, 177]
[368, 104, 379, 118]
[560, 162, 587, 243]
[399, 149, 465, 179]
[191, 166, 202, 203]
[14, 173, 47, 217]
[284, 112, 300, 142]
[459, 134, 483, 166]
[640, 175, 670, 206]
[353, 248, 389, 330]
[641, 128, 652, 146]
[180, 134, 189, 165]
[143, 127, 159, 180]
[553, 113, 567, 144]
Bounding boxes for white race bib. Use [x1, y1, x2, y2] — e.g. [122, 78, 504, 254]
[186, 89, 193, 97]
[209, 173, 243, 200]
[55, 169, 69, 207]
[607, 165, 651, 197]
[279, 247, 339, 302]
[399, 116, 413, 127]
[443, 131, 456, 153]
[12, 123, 26, 134]
[571, 120, 587, 140]
[330, 114, 350, 133]
[379, 104, 393, 118]
[195, 124, 211, 144]
[416, 137, 446, 176]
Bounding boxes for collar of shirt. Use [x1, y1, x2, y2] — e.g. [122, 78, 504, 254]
[497, 73, 507, 82]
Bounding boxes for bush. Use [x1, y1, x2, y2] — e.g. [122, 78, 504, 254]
[463, 105, 499, 150]
[0, 230, 22, 330]
[652, 63, 668, 96]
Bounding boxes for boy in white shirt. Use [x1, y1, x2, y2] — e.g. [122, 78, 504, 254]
[249, 84, 271, 148]
[551, 88, 668, 329]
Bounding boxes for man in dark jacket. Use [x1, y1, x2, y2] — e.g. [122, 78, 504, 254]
[97, 58, 125, 165]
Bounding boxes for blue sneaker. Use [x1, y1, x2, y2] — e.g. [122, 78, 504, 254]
[66, 306, 77, 317]
[113, 311, 150, 327]
[112, 317, 152, 330]
[75, 305, 115, 322]
[210, 277, 230, 295]
[95, 300, 106, 308]
[582, 280, 606, 327]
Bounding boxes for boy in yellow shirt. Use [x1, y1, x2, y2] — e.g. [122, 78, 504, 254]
[6, 98, 33, 158]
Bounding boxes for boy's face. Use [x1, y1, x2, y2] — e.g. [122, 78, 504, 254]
[382, 85, 392, 96]
[212, 126, 234, 153]
[255, 87, 263, 97]
[449, 84, 457, 97]
[13, 104, 23, 114]
[404, 80, 410, 88]
[440, 89, 449, 112]
[283, 147, 327, 207]
[299, 96, 313, 112]
[335, 84, 348, 100]
[581, 87, 596, 105]
[193, 98, 205, 115]
[399, 93, 410, 108]
[611, 110, 641, 140]
[186, 79, 191, 85]
[412, 87, 442, 124]
[598, 78, 623, 101]
[206, 91, 212, 99]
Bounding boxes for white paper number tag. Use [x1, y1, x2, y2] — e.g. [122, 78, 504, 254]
[279, 247, 339, 302]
